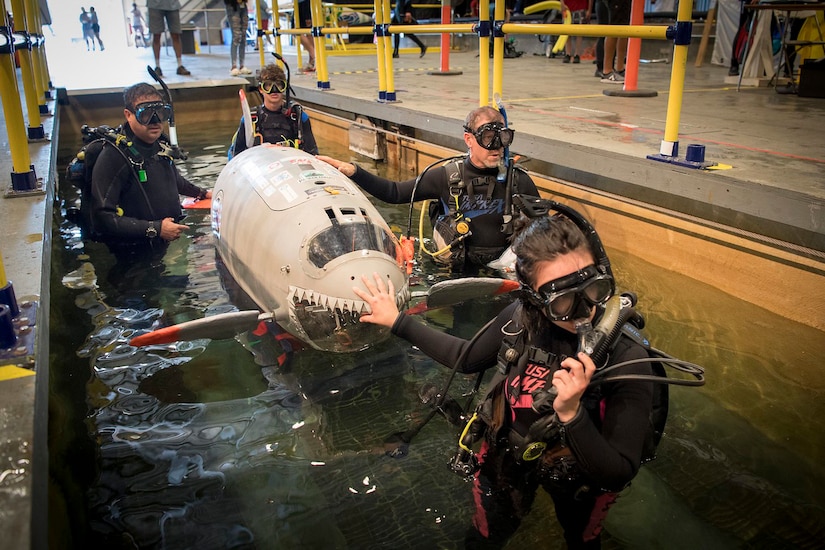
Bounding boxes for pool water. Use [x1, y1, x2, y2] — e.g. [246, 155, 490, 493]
[49, 121, 825, 549]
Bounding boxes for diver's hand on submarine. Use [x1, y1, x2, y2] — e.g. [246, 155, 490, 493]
[553, 352, 596, 423]
[353, 273, 399, 327]
[317, 155, 356, 178]
[160, 217, 188, 241]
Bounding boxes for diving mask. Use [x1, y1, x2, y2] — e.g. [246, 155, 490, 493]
[260, 79, 288, 94]
[524, 265, 614, 321]
[465, 122, 515, 150]
[132, 101, 173, 125]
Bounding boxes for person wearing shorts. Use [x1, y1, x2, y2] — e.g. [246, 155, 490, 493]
[147, 0, 191, 76]
[600, 0, 629, 83]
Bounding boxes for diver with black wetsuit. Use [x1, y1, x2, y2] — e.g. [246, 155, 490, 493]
[354, 212, 657, 548]
[89, 83, 209, 258]
[319, 106, 539, 271]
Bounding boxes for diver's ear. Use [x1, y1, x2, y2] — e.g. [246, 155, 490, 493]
[463, 130, 474, 149]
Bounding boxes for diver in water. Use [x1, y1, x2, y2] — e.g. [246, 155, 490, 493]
[230, 63, 319, 157]
[319, 106, 539, 273]
[353, 209, 656, 548]
[88, 82, 210, 261]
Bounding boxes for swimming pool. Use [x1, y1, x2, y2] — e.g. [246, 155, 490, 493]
[48, 118, 825, 548]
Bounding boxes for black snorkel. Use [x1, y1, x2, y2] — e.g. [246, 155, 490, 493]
[271, 52, 292, 106]
[146, 65, 187, 160]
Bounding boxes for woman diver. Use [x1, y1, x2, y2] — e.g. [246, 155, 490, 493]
[353, 201, 656, 548]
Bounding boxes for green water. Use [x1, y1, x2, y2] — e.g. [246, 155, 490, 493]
[49, 120, 825, 549]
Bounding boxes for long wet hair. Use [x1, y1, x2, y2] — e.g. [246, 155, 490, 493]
[511, 214, 594, 328]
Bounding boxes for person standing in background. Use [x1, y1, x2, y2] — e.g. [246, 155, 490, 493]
[147, 0, 191, 76]
[89, 7, 105, 51]
[600, 0, 629, 83]
[224, 0, 251, 76]
[592, 0, 609, 77]
[79, 7, 95, 51]
[131, 3, 148, 48]
[392, 0, 427, 58]
[562, 0, 591, 64]
[295, 0, 316, 71]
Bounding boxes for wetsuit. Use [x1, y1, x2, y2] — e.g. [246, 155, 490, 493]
[231, 103, 319, 157]
[390, 301, 654, 548]
[348, 158, 539, 269]
[89, 124, 206, 256]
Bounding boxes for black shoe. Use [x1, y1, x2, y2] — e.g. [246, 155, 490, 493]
[728, 65, 739, 76]
[594, 69, 605, 78]
[573, 55, 580, 64]
[563, 54, 571, 63]
[176, 65, 191, 76]
[154, 66, 163, 77]
[420, 46, 427, 58]
[392, 51, 399, 58]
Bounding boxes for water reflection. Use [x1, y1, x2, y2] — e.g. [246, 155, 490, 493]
[50, 126, 825, 548]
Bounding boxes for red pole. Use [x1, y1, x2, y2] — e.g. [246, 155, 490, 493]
[624, 0, 645, 91]
[440, 0, 451, 71]
[429, 0, 462, 75]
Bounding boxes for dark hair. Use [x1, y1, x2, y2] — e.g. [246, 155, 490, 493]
[512, 214, 593, 289]
[511, 214, 594, 329]
[123, 83, 163, 112]
[463, 106, 504, 133]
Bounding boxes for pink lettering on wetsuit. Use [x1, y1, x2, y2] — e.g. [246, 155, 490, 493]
[507, 363, 554, 409]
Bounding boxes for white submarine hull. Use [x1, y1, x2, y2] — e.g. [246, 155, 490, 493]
[211, 144, 409, 352]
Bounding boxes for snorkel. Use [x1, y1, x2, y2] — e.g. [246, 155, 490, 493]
[494, 95, 515, 235]
[146, 65, 187, 160]
[271, 52, 292, 106]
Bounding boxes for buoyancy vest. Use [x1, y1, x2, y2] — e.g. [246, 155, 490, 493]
[429, 159, 529, 270]
[470, 303, 668, 470]
[254, 102, 304, 149]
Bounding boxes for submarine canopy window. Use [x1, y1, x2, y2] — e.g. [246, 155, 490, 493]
[307, 219, 399, 268]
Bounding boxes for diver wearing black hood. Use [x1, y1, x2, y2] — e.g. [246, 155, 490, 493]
[354, 212, 656, 548]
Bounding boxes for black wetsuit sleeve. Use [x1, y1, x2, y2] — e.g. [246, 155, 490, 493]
[561, 337, 655, 491]
[350, 164, 444, 204]
[90, 147, 153, 239]
[300, 114, 319, 155]
[390, 301, 518, 373]
[232, 118, 248, 156]
[175, 170, 206, 200]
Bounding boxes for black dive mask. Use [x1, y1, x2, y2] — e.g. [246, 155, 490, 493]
[465, 122, 515, 150]
[523, 265, 615, 321]
[132, 101, 172, 125]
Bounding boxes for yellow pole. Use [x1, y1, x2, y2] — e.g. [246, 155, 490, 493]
[383, 0, 396, 100]
[26, 0, 48, 104]
[0, 4, 36, 183]
[10, 0, 43, 137]
[659, 0, 693, 156]
[272, 1, 283, 59]
[0, 253, 7, 288]
[478, 0, 490, 106]
[374, 0, 387, 100]
[311, 0, 328, 85]
[492, 0, 505, 103]
[258, 0, 265, 67]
